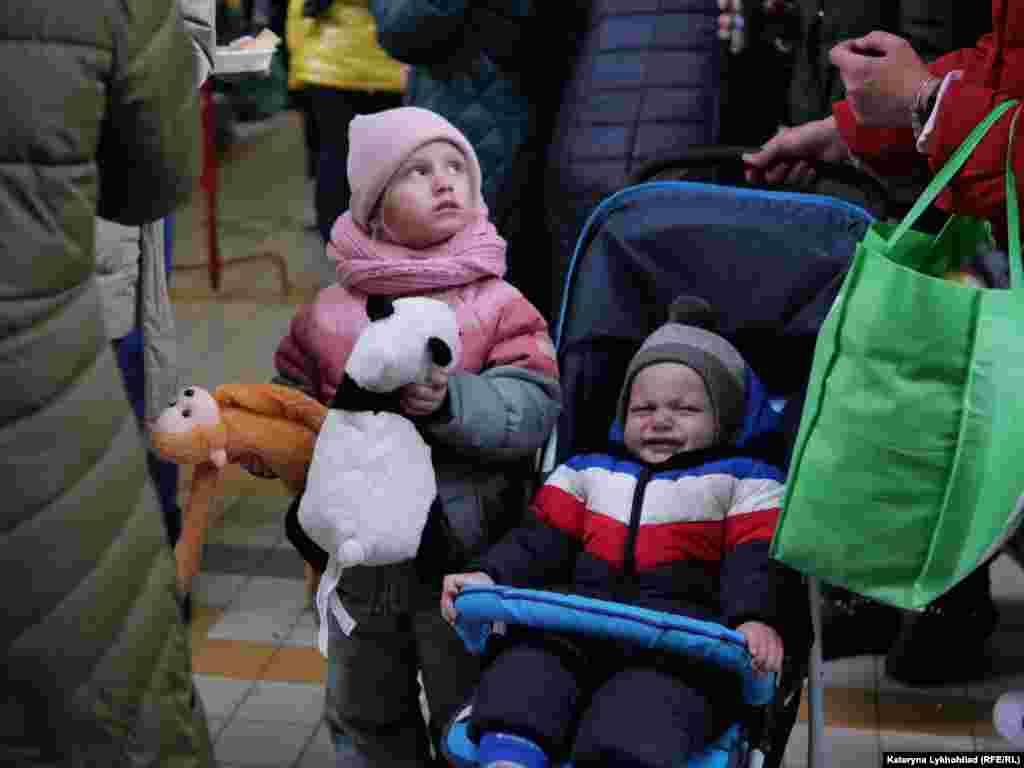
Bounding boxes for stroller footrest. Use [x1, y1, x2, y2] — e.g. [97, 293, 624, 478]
[444, 718, 746, 768]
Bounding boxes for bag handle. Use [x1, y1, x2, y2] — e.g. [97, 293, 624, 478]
[1005, 105, 1022, 291]
[886, 99, 1019, 248]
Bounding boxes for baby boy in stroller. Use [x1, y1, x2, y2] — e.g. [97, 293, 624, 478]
[441, 296, 810, 768]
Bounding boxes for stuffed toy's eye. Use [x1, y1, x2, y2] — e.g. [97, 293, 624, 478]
[182, 408, 192, 418]
[184, 388, 195, 397]
[427, 337, 453, 366]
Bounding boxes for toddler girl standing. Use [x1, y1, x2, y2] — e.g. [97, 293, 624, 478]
[274, 106, 561, 766]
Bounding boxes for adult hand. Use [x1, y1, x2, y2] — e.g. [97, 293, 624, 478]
[830, 31, 933, 128]
[441, 571, 495, 625]
[400, 367, 450, 417]
[737, 621, 785, 676]
[743, 116, 850, 187]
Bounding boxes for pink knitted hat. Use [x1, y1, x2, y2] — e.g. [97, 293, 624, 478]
[347, 106, 484, 232]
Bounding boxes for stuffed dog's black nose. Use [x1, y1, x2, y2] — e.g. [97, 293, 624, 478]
[427, 337, 453, 367]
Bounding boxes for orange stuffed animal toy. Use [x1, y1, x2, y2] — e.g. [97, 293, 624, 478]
[150, 383, 327, 597]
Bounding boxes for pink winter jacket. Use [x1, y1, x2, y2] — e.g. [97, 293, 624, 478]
[275, 277, 559, 405]
[276, 213, 561, 564]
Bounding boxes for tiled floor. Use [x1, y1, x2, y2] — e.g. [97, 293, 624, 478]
[170, 111, 1024, 767]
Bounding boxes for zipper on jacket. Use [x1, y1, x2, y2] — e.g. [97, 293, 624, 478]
[621, 466, 653, 584]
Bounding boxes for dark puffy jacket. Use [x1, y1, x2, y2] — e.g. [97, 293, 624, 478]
[543, 0, 722, 317]
[475, 445, 809, 646]
[368, 0, 568, 318]
[788, 0, 988, 126]
[0, 1, 208, 765]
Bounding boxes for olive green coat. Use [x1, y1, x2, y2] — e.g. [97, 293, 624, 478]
[0, 1, 210, 765]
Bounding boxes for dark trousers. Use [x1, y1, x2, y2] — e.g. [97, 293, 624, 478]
[471, 632, 736, 767]
[325, 562, 480, 767]
[307, 86, 403, 242]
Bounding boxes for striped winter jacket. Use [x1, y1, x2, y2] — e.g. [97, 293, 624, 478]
[476, 444, 801, 634]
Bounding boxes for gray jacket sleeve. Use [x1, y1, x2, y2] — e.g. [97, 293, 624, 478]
[181, 0, 217, 86]
[423, 365, 561, 462]
[96, 0, 200, 224]
[94, 219, 142, 340]
[139, 220, 178, 421]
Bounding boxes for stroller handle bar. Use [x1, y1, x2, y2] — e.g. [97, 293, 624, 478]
[452, 586, 776, 707]
[629, 145, 890, 218]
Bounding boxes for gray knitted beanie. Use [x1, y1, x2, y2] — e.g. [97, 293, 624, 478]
[617, 296, 748, 444]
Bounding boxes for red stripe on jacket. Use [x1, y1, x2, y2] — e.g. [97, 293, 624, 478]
[534, 484, 772, 571]
[532, 483, 587, 536]
[724, 508, 780, 550]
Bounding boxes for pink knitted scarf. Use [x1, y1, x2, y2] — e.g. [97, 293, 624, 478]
[328, 211, 507, 295]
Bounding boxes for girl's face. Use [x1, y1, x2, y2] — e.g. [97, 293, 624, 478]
[378, 140, 473, 248]
[623, 363, 717, 463]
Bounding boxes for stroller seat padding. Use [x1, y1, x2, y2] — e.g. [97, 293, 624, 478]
[453, 587, 775, 707]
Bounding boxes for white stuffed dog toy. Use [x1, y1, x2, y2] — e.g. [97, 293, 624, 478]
[296, 295, 461, 653]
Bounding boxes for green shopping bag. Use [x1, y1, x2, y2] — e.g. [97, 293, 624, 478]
[771, 100, 1024, 610]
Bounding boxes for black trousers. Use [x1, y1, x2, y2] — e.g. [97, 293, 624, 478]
[470, 631, 739, 768]
[307, 86, 403, 242]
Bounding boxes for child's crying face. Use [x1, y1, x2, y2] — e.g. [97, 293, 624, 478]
[623, 363, 717, 463]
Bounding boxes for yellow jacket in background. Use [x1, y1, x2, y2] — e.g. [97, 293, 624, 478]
[287, 0, 405, 92]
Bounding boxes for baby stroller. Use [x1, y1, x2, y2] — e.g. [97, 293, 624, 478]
[440, 150, 884, 768]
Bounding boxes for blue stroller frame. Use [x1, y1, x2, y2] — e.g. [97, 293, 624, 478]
[441, 172, 878, 768]
[444, 587, 777, 768]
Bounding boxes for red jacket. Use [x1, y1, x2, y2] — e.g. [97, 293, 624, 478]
[833, 0, 1023, 243]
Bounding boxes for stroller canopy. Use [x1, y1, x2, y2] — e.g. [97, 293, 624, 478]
[553, 180, 874, 465]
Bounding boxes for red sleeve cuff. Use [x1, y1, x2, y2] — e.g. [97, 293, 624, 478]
[832, 99, 858, 146]
[832, 100, 923, 177]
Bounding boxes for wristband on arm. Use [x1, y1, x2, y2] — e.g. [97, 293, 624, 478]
[911, 76, 943, 138]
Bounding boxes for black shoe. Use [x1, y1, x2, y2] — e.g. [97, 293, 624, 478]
[884, 597, 997, 686]
[820, 588, 903, 661]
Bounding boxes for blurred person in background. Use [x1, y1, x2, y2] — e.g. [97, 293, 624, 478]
[742, 0, 1021, 685]
[541, 1, 720, 321]
[718, 0, 986, 210]
[369, 0, 567, 320]
[0, 1, 211, 764]
[288, 0, 405, 243]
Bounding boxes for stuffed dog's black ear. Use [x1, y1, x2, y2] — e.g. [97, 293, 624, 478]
[427, 337, 453, 367]
[365, 296, 394, 321]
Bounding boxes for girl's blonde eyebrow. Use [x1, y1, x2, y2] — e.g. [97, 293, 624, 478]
[397, 151, 461, 174]
[397, 157, 426, 173]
